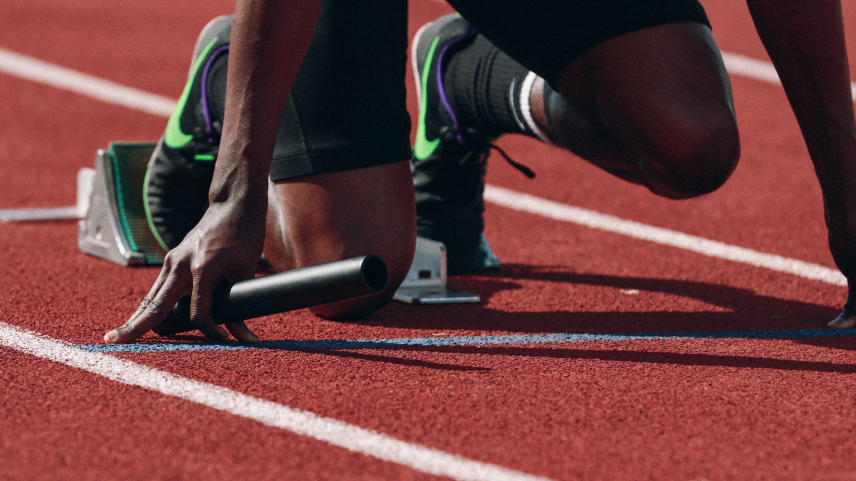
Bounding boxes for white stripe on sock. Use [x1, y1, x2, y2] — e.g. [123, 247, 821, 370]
[518, 71, 551, 145]
[508, 78, 528, 132]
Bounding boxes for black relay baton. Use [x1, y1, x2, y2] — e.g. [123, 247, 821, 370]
[152, 255, 389, 336]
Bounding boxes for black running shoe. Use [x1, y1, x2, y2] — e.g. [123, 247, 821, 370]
[411, 14, 532, 274]
[145, 15, 232, 250]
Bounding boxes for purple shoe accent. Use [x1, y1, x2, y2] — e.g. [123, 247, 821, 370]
[435, 28, 477, 145]
[200, 45, 230, 143]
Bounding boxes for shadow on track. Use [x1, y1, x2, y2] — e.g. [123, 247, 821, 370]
[361, 263, 840, 334]
[342, 344, 856, 374]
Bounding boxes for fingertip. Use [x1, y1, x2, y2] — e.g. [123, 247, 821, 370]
[104, 330, 118, 343]
[204, 324, 231, 342]
[829, 317, 856, 329]
[238, 330, 260, 343]
[214, 327, 231, 342]
[226, 322, 260, 343]
[233, 331, 260, 343]
[829, 307, 856, 329]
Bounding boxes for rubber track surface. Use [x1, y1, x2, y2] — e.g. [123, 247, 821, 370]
[2, 0, 856, 479]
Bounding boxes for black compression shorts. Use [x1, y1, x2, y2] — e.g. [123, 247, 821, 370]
[269, 0, 710, 181]
[269, 0, 412, 181]
[447, 0, 710, 85]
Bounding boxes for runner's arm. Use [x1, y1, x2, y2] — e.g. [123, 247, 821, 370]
[746, 0, 856, 326]
[213, 0, 321, 209]
[104, 0, 322, 343]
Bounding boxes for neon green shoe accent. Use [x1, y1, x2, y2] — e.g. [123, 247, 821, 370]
[194, 154, 216, 161]
[142, 167, 171, 253]
[457, 151, 473, 166]
[413, 36, 442, 161]
[164, 36, 220, 149]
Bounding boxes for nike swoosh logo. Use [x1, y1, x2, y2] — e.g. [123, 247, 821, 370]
[413, 36, 441, 161]
[164, 36, 220, 149]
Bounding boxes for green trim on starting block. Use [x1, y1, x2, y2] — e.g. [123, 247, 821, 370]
[107, 142, 167, 265]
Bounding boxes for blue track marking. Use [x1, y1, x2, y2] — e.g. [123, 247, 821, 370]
[75, 328, 856, 353]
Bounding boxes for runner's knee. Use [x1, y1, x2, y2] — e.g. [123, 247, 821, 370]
[309, 243, 413, 321]
[645, 114, 740, 199]
[264, 162, 416, 321]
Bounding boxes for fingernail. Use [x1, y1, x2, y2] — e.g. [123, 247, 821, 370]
[104, 330, 118, 343]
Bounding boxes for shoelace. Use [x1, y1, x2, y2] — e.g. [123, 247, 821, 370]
[437, 28, 536, 180]
[450, 128, 535, 179]
[487, 143, 535, 179]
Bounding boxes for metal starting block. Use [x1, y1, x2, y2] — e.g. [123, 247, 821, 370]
[392, 237, 480, 304]
[0, 164, 94, 222]
[77, 142, 165, 266]
[76, 142, 480, 304]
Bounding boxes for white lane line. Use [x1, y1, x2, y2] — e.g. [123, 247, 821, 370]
[0, 206, 80, 222]
[721, 52, 783, 85]
[484, 185, 847, 287]
[0, 47, 847, 286]
[0, 322, 552, 481]
[0, 47, 175, 117]
[721, 52, 856, 102]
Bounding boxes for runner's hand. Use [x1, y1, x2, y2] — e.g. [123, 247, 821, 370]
[103, 200, 265, 343]
[827, 213, 856, 329]
[829, 286, 856, 329]
[829, 300, 856, 328]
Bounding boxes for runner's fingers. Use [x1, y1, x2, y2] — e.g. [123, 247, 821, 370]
[189, 270, 230, 342]
[112, 298, 166, 340]
[225, 321, 260, 343]
[106, 290, 183, 343]
[105, 266, 190, 343]
[828, 309, 856, 329]
[197, 321, 231, 342]
[142, 263, 173, 304]
[133, 253, 193, 320]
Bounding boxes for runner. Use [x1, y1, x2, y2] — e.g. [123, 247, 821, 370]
[105, 0, 856, 343]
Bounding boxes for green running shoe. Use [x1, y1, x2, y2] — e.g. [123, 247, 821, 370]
[411, 14, 532, 274]
[144, 15, 232, 250]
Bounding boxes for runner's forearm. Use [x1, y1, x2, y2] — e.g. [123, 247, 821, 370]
[747, 0, 856, 188]
[747, 0, 856, 279]
[211, 0, 322, 206]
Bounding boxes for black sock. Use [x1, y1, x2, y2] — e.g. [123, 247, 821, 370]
[444, 34, 541, 140]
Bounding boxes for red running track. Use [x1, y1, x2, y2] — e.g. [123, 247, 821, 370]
[2, 0, 856, 479]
